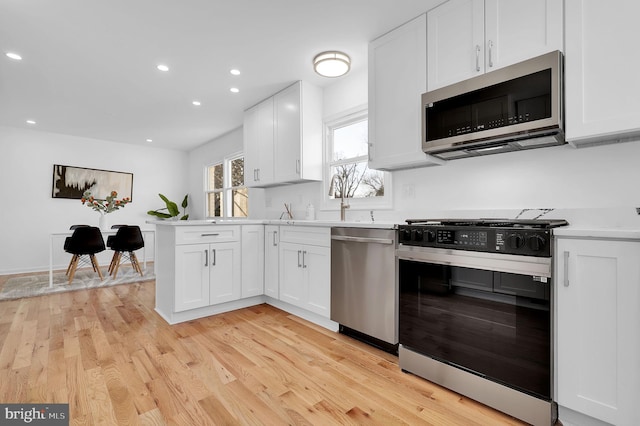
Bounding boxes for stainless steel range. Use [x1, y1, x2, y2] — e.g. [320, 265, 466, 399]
[396, 219, 568, 426]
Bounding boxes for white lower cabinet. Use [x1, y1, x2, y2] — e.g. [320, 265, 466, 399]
[174, 241, 241, 312]
[241, 225, 264, 298]
[555, 236, 640, 426]
[155, 224, 244, 322]
[279, 226, 331, 318]
[264, 225, 279, 298]
[154, 223, 333, 328]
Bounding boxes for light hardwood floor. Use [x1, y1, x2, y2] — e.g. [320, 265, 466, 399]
[0, 275, 526, 425]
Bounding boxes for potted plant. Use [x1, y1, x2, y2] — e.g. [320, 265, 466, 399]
[81, 190, 131, 230]
[147, 194, 189, 220]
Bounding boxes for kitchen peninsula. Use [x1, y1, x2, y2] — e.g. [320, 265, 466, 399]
[150, 219, 395, 328]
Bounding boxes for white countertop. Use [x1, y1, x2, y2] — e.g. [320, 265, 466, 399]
[146, 219, 396, 229]
[555, 227, 640, 240]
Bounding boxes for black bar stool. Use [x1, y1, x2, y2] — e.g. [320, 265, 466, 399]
[64, 226, 106, 284]
[107, 225, 145, 277]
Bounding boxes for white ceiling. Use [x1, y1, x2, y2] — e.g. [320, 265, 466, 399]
[0, 0, 442, 151]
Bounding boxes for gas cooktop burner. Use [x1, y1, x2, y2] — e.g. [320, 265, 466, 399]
[404, 218, 569, 229]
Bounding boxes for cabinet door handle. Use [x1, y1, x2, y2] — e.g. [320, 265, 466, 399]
[257, 168, 260, 181]
[488, 40, 493, 68]
[296, 159, 300, 174]
[204, 249, 208, 267]
[297, 250, 302, 267]
[273, 231, 278, 247]
[212, 249, 216, 266]
[201, 233, 219, 237]
[563, 251, 570, 287]
[302, 250, 307, 268]
[475, 45, 481, 72]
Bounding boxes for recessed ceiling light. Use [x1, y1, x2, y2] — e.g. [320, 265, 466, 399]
[6, 52, 22, 61]
[146, 139, 153, 143]
[192, 100, 201, 106]
[156, 64, 169, 72]
[313, 51, 351, 77]
[230, 87, 239, 93]
[26, 120, 36, 125]
[230, 69, 241, 76]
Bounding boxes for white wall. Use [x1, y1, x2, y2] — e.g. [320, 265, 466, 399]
[0, 126, 189, 274]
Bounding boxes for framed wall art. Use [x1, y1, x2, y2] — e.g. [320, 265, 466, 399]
[52, 164, 134, 200]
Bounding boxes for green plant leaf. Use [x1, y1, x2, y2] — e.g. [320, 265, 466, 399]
[166, 201, 179, 216]
[181, 194, 188, 209]
[147, 210, 172, 218]
[180, 214, 189, 220]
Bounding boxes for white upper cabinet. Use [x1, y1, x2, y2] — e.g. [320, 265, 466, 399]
[243, 81, 322, 187]
[565, 0, 640, 145]
[368, 14, 443, 170]
[244, 98, 275, 186]
[427, 0, 484, 90]
[427, 0, 563, 90]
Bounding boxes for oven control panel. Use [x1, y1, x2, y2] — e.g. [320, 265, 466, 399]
[398, 225, 552, 257]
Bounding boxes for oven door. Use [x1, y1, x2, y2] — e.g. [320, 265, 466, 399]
[397, 246, 552, 400]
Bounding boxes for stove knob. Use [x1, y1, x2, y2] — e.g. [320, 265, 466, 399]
[426, 230, 436, 242]
[412, 229, 424, 242]
[528, 235, 546, 251]
[507, 233, 524, 249]
[400, 228, 411, 242]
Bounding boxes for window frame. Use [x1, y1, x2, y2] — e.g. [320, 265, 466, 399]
[205, 151, 248, 218]
[321, 105, 392, 212]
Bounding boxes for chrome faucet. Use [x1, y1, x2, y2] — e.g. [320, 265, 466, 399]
[328, 174, 349, 221]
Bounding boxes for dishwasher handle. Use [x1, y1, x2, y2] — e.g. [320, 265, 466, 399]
[331, 235, 394, 245]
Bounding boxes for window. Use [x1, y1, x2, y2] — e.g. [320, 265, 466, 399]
[206, 153, 248, 218]
[325, 107, 391, 209]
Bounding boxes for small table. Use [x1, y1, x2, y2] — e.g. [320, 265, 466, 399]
[49, 229, 155, 287]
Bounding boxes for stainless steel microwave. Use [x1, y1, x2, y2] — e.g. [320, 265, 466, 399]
[422, 50, 564, 160]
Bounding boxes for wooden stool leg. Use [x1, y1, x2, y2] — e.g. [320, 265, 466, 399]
[112, 252, 122, 278]
[130, 252, 143, 276]
[90, 255, 104, 281]
[108, 252, 118, 275]
[68, 255, 80, 284]
[66, 254, 78, 276]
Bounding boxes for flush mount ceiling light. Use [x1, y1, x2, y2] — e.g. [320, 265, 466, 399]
[313, 51, 350, 77]
[156, 64, 169, 72]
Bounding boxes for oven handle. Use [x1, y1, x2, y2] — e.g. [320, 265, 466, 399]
[396, 246, 552, 278]
[331, 235, 394, 245]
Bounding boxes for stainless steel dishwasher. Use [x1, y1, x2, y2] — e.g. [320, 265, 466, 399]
[331, 227, 398, 353]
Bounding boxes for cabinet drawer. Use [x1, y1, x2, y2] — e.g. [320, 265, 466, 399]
[175, 226, 240, 245]
[279, 226, 330, 247]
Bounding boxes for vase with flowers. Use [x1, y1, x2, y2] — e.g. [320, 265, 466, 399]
[81, 190, 131, 230]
